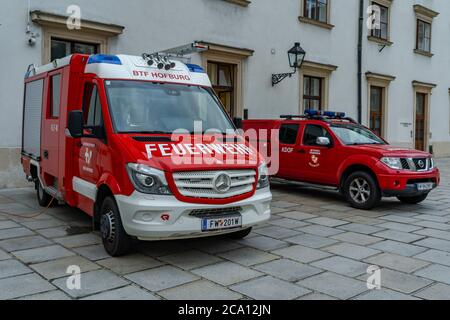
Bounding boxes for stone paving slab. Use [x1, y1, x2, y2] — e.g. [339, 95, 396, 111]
[414, 283, 450, 300]
[414, 264, 450, 285]
[159, 250, 222, 270]
[30, 256, 101, 280]
[97, 254, 163, 275]
[230, 276, 311, 300]
[369, 240, 428, 257]
[323, 243, 380, 260]
[12, 245, 74, 264]
[218, 247, 279, 266]
[365, 253, 430, 273]
[0, 273, 56, 299]
[253, 259, 322, 282]
[81, 285, 159, 300]
[296, 272, 368, 300]
[53, 270, 129, 298]
[358, 268, 432, 294]
[272, 245, 332, 263]
[0, 259, 33, 279]
[192, 261, 263, 286]
[125, 266, 199, 292]
[414, 249, 450, 267]
[159, 280, 243, 300]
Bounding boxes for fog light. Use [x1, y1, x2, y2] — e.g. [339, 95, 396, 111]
[141, 213, 154, 222]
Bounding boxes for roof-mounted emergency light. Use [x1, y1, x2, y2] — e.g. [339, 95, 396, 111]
[88, 54, 122, 65]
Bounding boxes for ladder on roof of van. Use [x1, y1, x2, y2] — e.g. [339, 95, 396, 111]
[147, 42, 209, 63]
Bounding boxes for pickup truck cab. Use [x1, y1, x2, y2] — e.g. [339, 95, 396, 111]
[243, 110, 440, 210]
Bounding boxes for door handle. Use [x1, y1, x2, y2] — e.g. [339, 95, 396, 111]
[43, 150, 49, 159]
[298, 149, 306, 154]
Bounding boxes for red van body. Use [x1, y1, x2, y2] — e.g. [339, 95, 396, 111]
[21, 53, 271, 256]
[243, 112, 440, 210]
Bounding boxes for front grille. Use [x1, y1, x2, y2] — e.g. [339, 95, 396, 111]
[413, 158, 428, 171]
[173, 170, 256, 199]
[190, 207, 242, 218]
[400, 158, 410, 170]
[399, 158, 432, 172]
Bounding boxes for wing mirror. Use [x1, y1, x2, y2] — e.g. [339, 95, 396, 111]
[316, 137, 331, 147]
[68, 111, 84, 138]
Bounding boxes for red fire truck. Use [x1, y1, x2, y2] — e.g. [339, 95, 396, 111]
[21, 46, 271, 256]
[243, 110, 440, 210]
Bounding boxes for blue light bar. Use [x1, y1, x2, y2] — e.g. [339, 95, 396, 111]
[305, 109, 321, 116]
[323, 111, 346, 118]
[186, 64, 205, 73]
[88, 54, 122, 65]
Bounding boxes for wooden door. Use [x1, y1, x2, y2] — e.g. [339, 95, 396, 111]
[415, 92, 427, 151]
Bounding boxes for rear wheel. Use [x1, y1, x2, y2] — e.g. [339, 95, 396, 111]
[36, 181, 53, 207]
[227, 227, 252, 239]
[344, 171, 381, 210]
[100, 197, 132, 257]
[397, 194, 429, 205]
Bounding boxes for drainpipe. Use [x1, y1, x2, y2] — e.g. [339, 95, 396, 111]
[357, 0, 364, 123]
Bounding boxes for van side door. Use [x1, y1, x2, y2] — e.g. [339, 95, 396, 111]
[73, 81, 106, 206]
[40, 71, 62, 189]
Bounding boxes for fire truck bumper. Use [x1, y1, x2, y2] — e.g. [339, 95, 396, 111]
[115, 188, 272, 240]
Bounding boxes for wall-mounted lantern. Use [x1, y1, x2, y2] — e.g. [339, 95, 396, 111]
[272, 42, 306, 86]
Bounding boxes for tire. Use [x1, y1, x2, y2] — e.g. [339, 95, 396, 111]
[344, 171, 381, 210]
[36, 181, 53, 207]
[398, 194, 429, 205]
[100, 197, 132, 257]
[227, 227, 252, 239]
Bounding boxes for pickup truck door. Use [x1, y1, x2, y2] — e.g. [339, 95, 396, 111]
[277, 122, 303, 180]
[297, 124, 337, 185]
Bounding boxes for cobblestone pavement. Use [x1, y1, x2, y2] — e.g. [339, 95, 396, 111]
[0, 159, 449, 300]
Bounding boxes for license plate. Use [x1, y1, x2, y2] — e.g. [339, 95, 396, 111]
[417, 183, 433, 191]
[202, 216, 242, 232]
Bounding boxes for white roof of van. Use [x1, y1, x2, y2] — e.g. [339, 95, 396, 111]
[86, 54, 212, 87]
[27, 54, 212, 87]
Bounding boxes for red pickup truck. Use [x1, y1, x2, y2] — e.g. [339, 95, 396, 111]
[243, 110, 440, 210]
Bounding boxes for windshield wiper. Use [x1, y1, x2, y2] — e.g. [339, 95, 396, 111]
[121, 131, 172, 134]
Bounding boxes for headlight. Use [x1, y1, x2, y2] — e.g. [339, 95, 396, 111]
[430, 157, 435, 169]
[126, 163, 172, 195]
[380, 157, 402, 170]
[257, 162, 270, 189]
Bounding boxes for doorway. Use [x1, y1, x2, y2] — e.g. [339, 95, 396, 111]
[207, 61, 236, 118]
[415, 92, 427, 151]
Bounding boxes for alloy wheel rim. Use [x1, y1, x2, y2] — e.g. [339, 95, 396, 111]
[349, 178, 371, 204]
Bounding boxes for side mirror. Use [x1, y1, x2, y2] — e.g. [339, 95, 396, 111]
[316, 137, 331, 146]
[68, 111, 84, 138]
[233, 117, 243, 129]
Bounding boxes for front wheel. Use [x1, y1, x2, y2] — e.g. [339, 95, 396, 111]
[344, 171, 381, 210]
[227, 227, 252, 239]
[100, 197, 132, 257]
[398, 194, 429, 205]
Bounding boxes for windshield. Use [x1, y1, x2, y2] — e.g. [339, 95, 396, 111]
[105, 80, 235, 134]
[330, 124, 386, 145]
